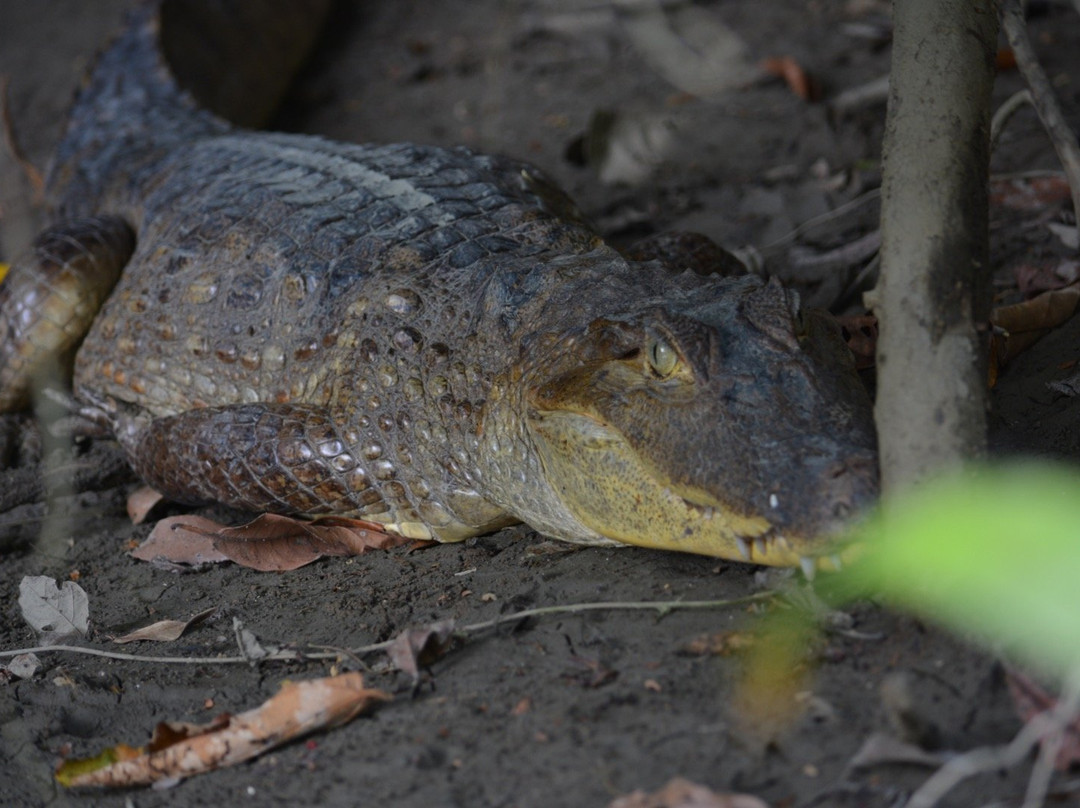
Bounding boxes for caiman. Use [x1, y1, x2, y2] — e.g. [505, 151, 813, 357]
[0, 0, 878, 572]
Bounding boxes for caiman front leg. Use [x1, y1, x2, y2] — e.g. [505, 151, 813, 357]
[112, 402, 449, 541]
[0, 216, 134, 411]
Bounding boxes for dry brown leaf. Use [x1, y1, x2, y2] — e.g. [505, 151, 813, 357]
[991, 284, 1080, 367]
[132, 516, 230, 567]
[126, 486, 165, 525]
[760, 56, 819, 101]
[56, 672, 390, 788]
[1005, 668, 1080, 771]
[1013, 261, 1079, 298]
[133, 513, 409, 572]
[608, 777, 770, 808]
[19, 576, 89, 643]
[387, 619, 456, 688]
[211, 514, 408, 571]
[835, 314, 878, 370]
[3, 652, 41, 680]
[990, 174, 1072, 211]
[112, 608, 217, 645]
[566, 655, 618, 689]
[679, 630, 756, 657]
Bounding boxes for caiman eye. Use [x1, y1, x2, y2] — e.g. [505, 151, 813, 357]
[646, 336, 679, 377]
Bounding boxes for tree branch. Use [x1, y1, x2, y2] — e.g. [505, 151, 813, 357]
[869, 0, 1000, 492]
[1002, 0, 1080, 243]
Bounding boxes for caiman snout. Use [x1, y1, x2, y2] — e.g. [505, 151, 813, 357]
[787, 450, 879, 537]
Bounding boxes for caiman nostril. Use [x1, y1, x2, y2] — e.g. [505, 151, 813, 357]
[826, 460, 849, 480]
[827, 454, 879, 482]
[816, 451, 879, 527]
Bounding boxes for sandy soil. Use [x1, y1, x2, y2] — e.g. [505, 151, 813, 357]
[1, 2, 1079, 807]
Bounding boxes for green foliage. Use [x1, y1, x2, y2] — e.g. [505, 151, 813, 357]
[839, 462, 1080, 677]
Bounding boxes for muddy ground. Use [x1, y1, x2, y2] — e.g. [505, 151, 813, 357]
[1, 1, 1080, 806]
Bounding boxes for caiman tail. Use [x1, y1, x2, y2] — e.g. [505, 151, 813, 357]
[47, 0, 331, 216]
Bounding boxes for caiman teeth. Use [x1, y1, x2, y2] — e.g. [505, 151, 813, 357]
[799, 556, 817, 580]
[735, 536, 751, 561]
[679, 493, 719, 521]
[675, 493, 788, 565]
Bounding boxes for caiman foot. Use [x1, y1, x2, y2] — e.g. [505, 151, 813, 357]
[0, 216, 134, 412]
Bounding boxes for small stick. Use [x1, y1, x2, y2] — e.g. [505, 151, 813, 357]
[1002, 0, 1080, 241]
[830, 74, 890, 114]
[763, 188, 881, 250]
[906, 666, 1080, 808]
[990, 88, 1033, 154]
[0, 593, 777, 666]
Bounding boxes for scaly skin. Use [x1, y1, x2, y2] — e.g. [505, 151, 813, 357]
[0, 0, 878, 568]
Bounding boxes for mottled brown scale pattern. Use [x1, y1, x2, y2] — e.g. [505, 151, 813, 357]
[61, 120, 599, 539]
[0, 1, 879, 565]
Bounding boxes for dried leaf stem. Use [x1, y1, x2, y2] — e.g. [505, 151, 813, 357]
[1002, 0, 1080, 242]
[990, 89, 1034, 155]
[906, 666, 1080, 808]
[0, 592, 776, 665]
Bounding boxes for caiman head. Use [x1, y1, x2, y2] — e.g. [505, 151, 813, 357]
[520, 273, 879, 571]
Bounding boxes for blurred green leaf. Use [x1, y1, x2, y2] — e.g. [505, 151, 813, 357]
[847, 462, 1080, 677]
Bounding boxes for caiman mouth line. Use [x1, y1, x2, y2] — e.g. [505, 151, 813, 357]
[529, 405, 859, 575]
[662, 485, 851, 578]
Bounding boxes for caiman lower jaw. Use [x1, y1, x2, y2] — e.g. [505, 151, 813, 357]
[528, 410, 857, 573]
[671, 489, 859, 575]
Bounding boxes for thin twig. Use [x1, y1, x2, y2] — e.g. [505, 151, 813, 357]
[0, 593, 777, 665]
[1003, 0, 1080, 241]
[0, 644, 274, 666]
[829, 74, 890, 114]
[457, 594, 773, 632]
[990, 88, 1034, 155]
[768, 170, 1063, 263]
[761, 166, 1067, 277]
[1024, 710, 1064, 808]
[788, 230, 881, 272]
[762, 187, 881, 251]
[907, 666, 1080, 808]
[1022, 670, 1080, 808]
[993, 168, 1071, 183]
[839, 253, 881, 313]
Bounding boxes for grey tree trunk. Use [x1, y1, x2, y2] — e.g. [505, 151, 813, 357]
[869, 0, 1000, 493]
